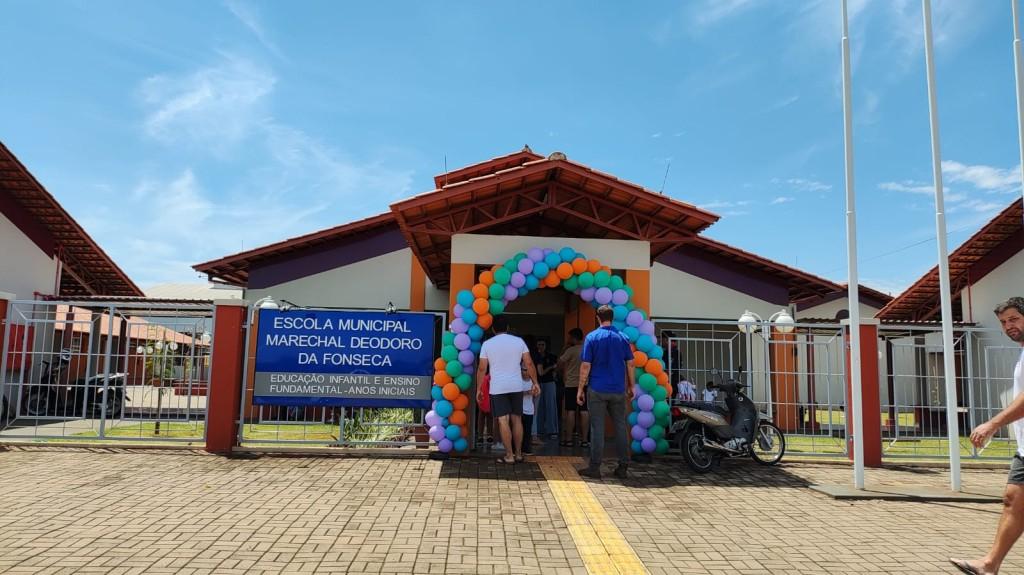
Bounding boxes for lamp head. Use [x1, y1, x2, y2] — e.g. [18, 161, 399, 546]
[773, 308, 796, 333]
[386, 301, 397, 314]
[737, 310, 759, 334]
[258, 297, 279, 310]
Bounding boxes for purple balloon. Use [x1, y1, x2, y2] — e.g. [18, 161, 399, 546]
[463, 365, 474, 374]
[458, 349, 475, 366]
[450, 318, 469, 334]
[453, 303, 465, 317]
[631, 424, 648, 441]
[638, 394, 655, 412]
[580, 287, 596, 302]
[438, 438, 453, 453]
[527, 247, 545, 262]
[505, 284, 519, 301]
[425, 410, 442, 427]
[638, 411, 656, 428]
[639, 320, 655, 336]
[429, 425, 446, 442]
[542, 248, 555, 255]
[612, 289, 629, 306]
[454, 333, 471, 351]
[510, 271, 527, 287]
[641, 437, 657, 453]
[626, 310, 644, 327]
[517, 258, 535, 275]
[595, 287, 613, 305]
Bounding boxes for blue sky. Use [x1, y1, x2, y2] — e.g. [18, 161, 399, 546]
[1, 0, 1021, 295]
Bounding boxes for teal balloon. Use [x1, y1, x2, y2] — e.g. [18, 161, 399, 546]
[544, 252, 561, 269]
[655, 438, 670, 455]
[638, 373, 657, 392]
[435, 399, 453, 417]
[454, 437, 468, 452]
[518, 287, 529, 297]
[489, 299, 505, 315]
[532, 262, 550, 278]
[577, 272, 594, 288]
[455, 373, 472, 391]
[470, 341, 482, 354]
[656, 415, 670, 427]
[635, 368, 645, 381]
[575, 252, 587, 261]
[494, 268, 512, 285]
[652, 386, 668, 402]
[446, 360, 463, 377]
[631, 439, 643, 454]
[613, 305, 628, 322]
[648, 346, 663, 360]
[609, 275, 624, 290]
[648, 425, 665, 441]
[636, 334, 655, 352]
[488, 283, 505, 300]
[631, 399, 639, 411]
[623, 326, 640, 342]
[627, 412, 638, 426]
[503, 259, 517, 273]
[456, 290, 474, 308]
[461, 308, 478, 324]
[468, 325, 484, 341]
[563, 276, 579, 291]
[442, 332, 456, 346]
[653, 402, 670, 418]
[514, 252, 527, 262]
[594, 270, 611, 288]
[441, 345, 459, 362]
[612, 320, 626, 331]
[559, 247, 576, 262]
[623, 285, 634, 298]
[445, 424, 461, 441]
[525, 275, 540, 290]
[431, 386, 443, 401]
[625, 302, 636, 311]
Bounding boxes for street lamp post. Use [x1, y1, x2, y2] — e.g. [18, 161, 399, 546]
[737, 309, 796, 420]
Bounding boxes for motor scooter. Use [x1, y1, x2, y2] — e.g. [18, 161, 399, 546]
[23, 350, 128, 419]
[669, 368, 785, 473]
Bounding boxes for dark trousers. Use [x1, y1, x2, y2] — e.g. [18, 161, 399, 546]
[521, 414, 534, 454]
[588, 389, 628, 467]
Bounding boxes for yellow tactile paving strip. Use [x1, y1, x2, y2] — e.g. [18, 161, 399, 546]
[537, 457, 649, 575]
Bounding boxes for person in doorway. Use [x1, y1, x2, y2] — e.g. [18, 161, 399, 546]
[521, 375, 537, 455]
[950, 297, 1024, 575]
[577, 305, 636, 480]
[533, 339, 559, 439]
[476, 372, 493, 446]
[559, 328, 588, 447]
[476, 316, 540, 465]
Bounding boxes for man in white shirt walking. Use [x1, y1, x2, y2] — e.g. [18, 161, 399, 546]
[476, 316, 540, 465]
[951, 297, 1024, 575]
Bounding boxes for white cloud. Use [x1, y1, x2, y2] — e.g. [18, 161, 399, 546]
[879, 180, 933, 195]
[698, 199, 753, 216]
[650, 132, 662, 139]
[692, 0, 759, 29]
[771, 196, 795, 205]
[941, 160, 1020, 192]
[773, 177, 832, 193]
[224, 0, 283, 58]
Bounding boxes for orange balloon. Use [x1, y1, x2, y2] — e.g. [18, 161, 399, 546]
[472, 298, 490, 315]
[479, 270, 494, 286]
[645, 361, 663, 376]
[449, 410, 467, 426]
[434, 358, 447, 371]
[477, 313, 493, 330]
[657, 371, 669, 386]
[556, 262, 573, 280]
[461, 425, 469, 437]
[587, 259, 602, 273]
[633, 351, 648, 368]
[433, 371, 452, 385]
[442, 383, 460, 401]
[472, 283, 488, 299]
[544, 271, 561, 288]
[600, 266, 612, 274]
[453, 394, 469, 411]
[571, 257, 588, 275]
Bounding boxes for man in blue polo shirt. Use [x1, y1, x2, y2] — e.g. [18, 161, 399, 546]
[576, 304, 636, 479]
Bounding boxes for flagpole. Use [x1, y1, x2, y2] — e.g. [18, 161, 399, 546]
[840, 0, 865, 490]
[922, 0, 962, 491]
[1013, 0, 1024, 214]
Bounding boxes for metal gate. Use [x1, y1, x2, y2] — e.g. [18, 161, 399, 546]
[658, 318, 849, 457]
[1, 299, 213, 443]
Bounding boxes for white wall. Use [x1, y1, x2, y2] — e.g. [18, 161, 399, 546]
[0, 211, 58, 300]
[425, 281, 449, 312]
[246, 249, 413, 310]
[651, 262, 781, 320]
[451, 234, 649, 269]
[962, 249, 1024, 330]
[797, 297, 882, 321]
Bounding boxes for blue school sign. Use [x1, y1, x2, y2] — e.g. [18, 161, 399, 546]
[253, 309, 436, 408]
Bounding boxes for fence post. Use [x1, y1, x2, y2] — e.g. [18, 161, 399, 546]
[843, 318, 882, 467]
[206, 300, 247, 454]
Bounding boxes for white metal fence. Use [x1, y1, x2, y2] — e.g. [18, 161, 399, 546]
[0, 299, 213, 443]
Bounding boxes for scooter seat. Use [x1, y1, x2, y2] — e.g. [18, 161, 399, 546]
[677, 401, 728, 416]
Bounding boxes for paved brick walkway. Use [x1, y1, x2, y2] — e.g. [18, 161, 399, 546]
[0, 447, 1020, 574]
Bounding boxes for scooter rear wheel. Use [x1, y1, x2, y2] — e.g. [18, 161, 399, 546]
[681, 428, 717, 474]
[24, 390, 51, 417]
[750, 421, 786, 466]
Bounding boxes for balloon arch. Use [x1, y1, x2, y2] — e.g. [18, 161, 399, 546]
[424, 246, 672, 455]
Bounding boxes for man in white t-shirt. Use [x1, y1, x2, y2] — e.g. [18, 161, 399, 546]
[476, 315, 540, 465]
[951, 297, 1024, 575]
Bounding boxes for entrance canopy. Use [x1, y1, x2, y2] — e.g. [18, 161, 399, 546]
[391, 150, 719, 289]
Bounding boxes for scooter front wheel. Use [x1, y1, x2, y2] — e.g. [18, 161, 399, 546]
[750, 421, 786, 466]
[681, 428, 717, 474]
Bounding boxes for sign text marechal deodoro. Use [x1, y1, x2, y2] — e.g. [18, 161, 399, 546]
[254, 309, 435, 408]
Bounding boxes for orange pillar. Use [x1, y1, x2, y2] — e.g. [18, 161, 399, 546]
[845, 319, 882, 467]
[410, 256, 426, 312]
[206, 301, 247, 454]
[625, 269, 650, 313]
[449, 263, 475, 313]
[769, 329, 800, 432]
[0, 292, 11, 381]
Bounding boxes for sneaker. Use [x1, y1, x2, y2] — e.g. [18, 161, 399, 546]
[613, 464, 628, 480]
[578, 466, 602, 479]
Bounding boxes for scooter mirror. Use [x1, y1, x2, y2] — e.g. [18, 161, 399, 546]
[59, 349, 72, 363]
